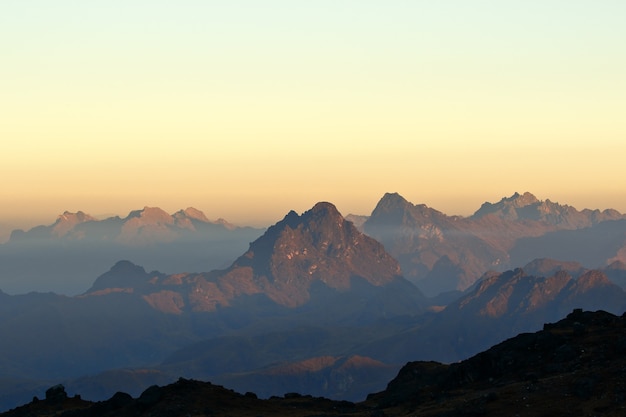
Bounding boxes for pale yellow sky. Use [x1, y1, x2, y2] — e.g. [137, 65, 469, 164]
[1, 1, 625, 239]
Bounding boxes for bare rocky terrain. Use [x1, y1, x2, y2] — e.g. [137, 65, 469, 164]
[4, 309, 625, 416]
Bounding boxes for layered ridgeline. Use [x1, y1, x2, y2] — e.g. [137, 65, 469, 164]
[362, 192, 626, 296]
[85, 202, 422, 313]
[0, 207, 264, 295]
[4, 309, 626, 417]
[3, 191, 625, 297]
[357, 259, 626, 365]
[2, 198, 626, 411]
[0, 202, 426, 410]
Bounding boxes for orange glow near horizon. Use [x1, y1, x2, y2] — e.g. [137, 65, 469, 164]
[2, 2, 625, 240]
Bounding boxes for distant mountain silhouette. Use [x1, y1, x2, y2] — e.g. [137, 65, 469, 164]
[9, 206, 247, 246]
[472, 191, 623, 226]
[363, 192, 626, 295]
[364, 192, 507, 294]
[509, 219, 626, 269]
[0, 207, 264, 295]
[5, 192, 625, 297]
[359, 262, 626, 365]
[344, 214, 368, 231]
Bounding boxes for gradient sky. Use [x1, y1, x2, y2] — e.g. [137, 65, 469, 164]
[2, 1, 625, 240]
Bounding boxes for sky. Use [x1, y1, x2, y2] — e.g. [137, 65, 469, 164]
[2, 1, 625, 240]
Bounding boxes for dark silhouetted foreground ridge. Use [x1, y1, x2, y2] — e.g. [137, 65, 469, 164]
[4, 309, 626, 416]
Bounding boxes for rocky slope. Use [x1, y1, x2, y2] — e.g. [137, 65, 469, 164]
[368, 308, 626, 416]
[4, 309, 625, 416]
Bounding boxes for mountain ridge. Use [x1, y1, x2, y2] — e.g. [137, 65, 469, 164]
[84, 201, 420, 311]
[0, 207, 265, 295]
[363, 191, 626, 295]
[9, 206, 244, 244]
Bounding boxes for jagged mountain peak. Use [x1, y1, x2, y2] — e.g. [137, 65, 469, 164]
[125, 206, 171, 222]
[471, 192, 603, 228]
[76, 203, 423, 313]
[52, 211, 97, 237]
[308, 201, 341, 216]
[227, 202, 403, 301]
[473, 192, 540, 218]
[213, 218, 236, 229]
[243, 203, 354, 257]
[251, 203, 347, 244]
[368, 192, 444, 224]
[56, 210, 96, 222]
[301, 202, 345, 228]
[377, 192, 412, 208]
[505, 191, 540, 206]
[174, 207, 210, 223]
[450, 265, 626, 321]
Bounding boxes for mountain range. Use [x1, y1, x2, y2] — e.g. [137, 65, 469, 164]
[362, 191, 626, 295]
[83, 202, 423, 314]
[3, 191, 624, 297]
[0, 207, 263, 295]
[0, 195, 625, 411]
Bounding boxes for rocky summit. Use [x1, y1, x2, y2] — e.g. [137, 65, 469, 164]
[223, 201, 405, 305]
